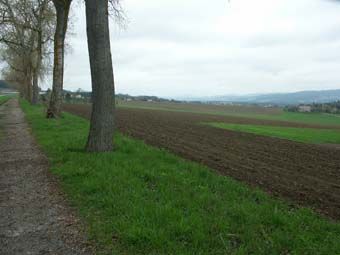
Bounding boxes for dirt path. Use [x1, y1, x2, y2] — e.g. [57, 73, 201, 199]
[0, 99, 93, 255]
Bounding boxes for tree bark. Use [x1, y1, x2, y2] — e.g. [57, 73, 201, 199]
[47, 0, 71, 117]
[32, 29, 43, 105]
[32, 68, 39, 104]
[24, 65, 33, 103]
[85, 0, 115, 152]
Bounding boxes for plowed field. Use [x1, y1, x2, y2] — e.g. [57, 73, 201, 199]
[64, 104, 340, 220]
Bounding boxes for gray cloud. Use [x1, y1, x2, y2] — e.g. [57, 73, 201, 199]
[50, 0, 340, 98]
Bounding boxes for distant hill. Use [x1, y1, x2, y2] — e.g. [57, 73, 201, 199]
[189, 89, 340, 105]
[0, 80, 11, 89]
[0, 80, 16, 94]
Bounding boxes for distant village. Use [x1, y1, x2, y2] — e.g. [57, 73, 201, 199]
[285, 101, 340, 114]
[39, 89, 182, 104]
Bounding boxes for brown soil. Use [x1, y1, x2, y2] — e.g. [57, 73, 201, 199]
[0, 99, 93, 255]
[64, 104, 340, 220]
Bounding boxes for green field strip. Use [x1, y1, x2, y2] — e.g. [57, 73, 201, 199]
[206, 122, 340, 144]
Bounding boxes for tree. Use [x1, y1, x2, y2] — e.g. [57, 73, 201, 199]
[65, 92, 71, 102]
[84, 0, 124, 152]
[0, 0, 54, 103]
[0, 0, 34, 101]
[31, 0, 55, 104]
[47, 0, 72, 117]
[1, 56, 27, 95]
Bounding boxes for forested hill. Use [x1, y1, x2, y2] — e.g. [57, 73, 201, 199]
[191, 89, 340, 105]
[0, 80, 11, 89]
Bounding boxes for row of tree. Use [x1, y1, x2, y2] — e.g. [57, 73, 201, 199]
[0, 0, 122, 152]
[0, 0, 54, 104]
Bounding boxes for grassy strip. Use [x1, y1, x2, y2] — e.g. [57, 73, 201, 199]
[0, 95, 12, 105]
[207, 122, 340, 144]
[118, 102, 340, 126]
[271, 111, 340, 126]
[21, 100, 340, 255]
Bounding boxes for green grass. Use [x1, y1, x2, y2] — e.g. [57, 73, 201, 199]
[118, 101, 340, 126]
[207, 122, 340, 144]
[268, 112, 340, 126]
[21, 100, 340, 255]
[0, 95, 12, 105]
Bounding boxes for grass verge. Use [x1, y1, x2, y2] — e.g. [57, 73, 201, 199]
[207, 122, 340, 144]
[270, 111, 340, 126]
[0, 95, 12, 105]
[21, 100, 340, 255]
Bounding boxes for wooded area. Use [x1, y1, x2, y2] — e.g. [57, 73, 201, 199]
[0, 0, 123, 152]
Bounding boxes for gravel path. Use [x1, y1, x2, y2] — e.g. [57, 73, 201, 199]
[0, 99, 93, 255]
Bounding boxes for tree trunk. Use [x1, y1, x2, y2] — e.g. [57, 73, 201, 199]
[47, 0, 71, 117]
[32, 29, 43, 105]
[25, 65, 33, 103]
[32, 68, 39, 104]
[85, 0, 115, 152]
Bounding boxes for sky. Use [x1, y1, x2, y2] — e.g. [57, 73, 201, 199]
[58, 0, 340, 98]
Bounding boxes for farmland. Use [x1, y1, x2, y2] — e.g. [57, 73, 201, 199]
[118, 100, 340, 126]
[20, 100, 340, 254]
[64, 103, 340, 220]
[117, 100, 282, 118]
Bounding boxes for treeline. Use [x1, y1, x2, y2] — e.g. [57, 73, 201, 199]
[0, 0, 54, 104]
[285, 101, 340, 114]
[0, 0, 124, 152]
[59, 92, 182, 104]
[0, 80, 11, 90]
[116, 93, 181, 103]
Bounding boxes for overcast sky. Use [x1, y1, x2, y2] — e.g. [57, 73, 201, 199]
[59, 0, 340, 98]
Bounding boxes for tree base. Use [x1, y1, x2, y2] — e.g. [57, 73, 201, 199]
[85, 140, 114, 153]
[85, 146, 114, 153]
[46, 108, 56, 118]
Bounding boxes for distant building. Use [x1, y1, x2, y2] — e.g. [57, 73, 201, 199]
[298, 105, 312, 112]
